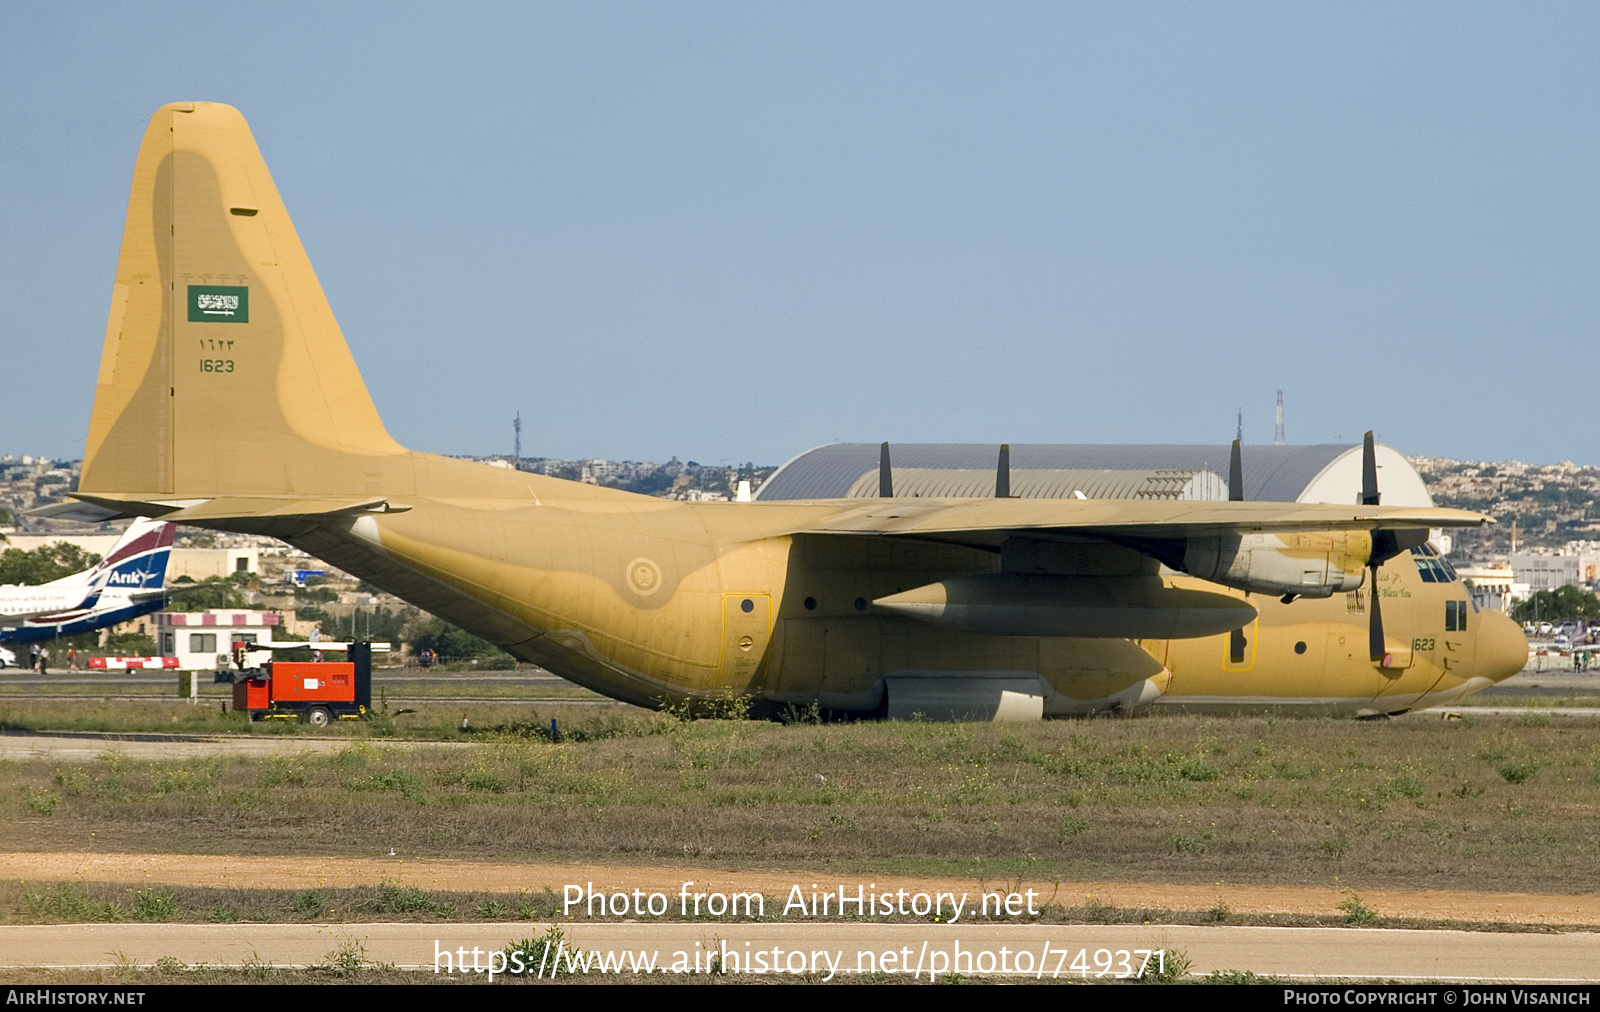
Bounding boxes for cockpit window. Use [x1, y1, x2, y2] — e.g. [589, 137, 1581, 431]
[1410, 544, 1458, 583]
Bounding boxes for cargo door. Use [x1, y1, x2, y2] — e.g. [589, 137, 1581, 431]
[773, 618, 827, 699]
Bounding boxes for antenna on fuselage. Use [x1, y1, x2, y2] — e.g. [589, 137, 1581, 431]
[879, 442, 894, 498]
[995, 444, 1011, 498]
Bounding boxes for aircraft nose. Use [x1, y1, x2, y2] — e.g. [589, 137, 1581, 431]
[1475, 609, 1529, 683]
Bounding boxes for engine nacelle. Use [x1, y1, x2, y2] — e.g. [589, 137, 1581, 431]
[873, 573, 1257, 639]
[1180, 530, 1370, 598]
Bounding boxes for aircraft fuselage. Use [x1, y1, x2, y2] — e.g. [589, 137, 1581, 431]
[291, 494, 1524, 719]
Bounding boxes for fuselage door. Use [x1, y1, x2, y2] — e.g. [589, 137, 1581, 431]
[1223, 617, 1259, 672]
[1439, 598, 1477, 680]
[721, 593, 773, 689]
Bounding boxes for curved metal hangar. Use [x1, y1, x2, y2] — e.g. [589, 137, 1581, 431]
[756, 442, 1434, 509]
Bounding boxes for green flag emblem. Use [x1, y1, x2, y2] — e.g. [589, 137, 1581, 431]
[188, 285, 249, 323]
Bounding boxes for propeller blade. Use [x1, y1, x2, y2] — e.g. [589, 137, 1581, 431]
[1361, 431, 1381, 506]
[995, 444, 1010, 498]
[879, 442, 893, 498]
[1228, 439, 1244, 501]
[1368, 565, 1386, 662]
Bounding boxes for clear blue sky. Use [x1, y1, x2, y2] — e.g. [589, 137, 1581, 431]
[3, 3, 1595, 466]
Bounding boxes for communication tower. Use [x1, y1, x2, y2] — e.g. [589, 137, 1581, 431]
[1273, 389, 1285, 446]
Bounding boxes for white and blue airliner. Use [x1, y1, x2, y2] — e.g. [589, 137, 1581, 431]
[0, 519, 177, 646]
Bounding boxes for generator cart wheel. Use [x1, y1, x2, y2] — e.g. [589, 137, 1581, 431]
[306, 707, 332, 729]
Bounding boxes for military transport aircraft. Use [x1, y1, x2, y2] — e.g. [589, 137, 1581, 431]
[57, 102, 1526, 719]
[0, 519, 176, 646]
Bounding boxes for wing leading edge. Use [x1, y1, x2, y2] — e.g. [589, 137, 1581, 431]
[792, 497, 1486, 544]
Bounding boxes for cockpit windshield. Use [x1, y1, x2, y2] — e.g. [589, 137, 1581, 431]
[1410, 542, 1458, 583]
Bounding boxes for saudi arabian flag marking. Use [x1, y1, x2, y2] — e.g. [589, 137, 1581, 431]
[188, 285, 249, 323]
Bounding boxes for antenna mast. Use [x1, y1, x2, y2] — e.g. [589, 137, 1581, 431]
[1273, 389, 1285, 446]
[513, 411, 522, 469]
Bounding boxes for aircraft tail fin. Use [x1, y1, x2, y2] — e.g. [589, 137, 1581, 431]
[80, 520, 176, 591]
[80, 102, 410, 502]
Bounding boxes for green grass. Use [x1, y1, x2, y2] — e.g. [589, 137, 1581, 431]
[0, 697, 633, 738]
[2, 712, 1599, 893]
[0, 682, 607, 701]
[2, 880, 1576, 932]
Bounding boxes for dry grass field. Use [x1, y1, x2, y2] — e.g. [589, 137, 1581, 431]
[3, 707, 1597, 895]
[0, 697, 615, 737]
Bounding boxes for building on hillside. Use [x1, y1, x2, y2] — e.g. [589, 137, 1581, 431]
[4, 533, 263, 581]
[1454, 564, 1523, 612]
[1507, 552, 1600, 593]
[0, 532, 122, 557]
[168, 547, 262, 581]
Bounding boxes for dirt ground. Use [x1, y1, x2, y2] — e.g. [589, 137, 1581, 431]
[4, 851, 1597, 926]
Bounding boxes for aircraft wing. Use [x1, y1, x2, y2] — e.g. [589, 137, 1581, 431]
[794, 497, 1487, 545]
[792, 497, 1488, 604]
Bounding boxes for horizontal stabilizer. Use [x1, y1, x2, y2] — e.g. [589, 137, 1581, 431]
[67, 493, 410, 523]
[161, 497, 411, 522]
[26, 499, 129, 523]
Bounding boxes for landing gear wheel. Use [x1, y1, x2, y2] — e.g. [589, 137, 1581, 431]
[306, 707, 332, 729]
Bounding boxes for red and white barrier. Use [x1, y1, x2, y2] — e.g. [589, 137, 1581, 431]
[88, 656, 181, 670]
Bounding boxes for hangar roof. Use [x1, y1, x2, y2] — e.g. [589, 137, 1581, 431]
[838, 467, 1225, 501]
[755, 443, 1430, 507]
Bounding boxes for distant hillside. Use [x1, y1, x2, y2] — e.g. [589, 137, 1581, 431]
[1410, 457, 1600, 557]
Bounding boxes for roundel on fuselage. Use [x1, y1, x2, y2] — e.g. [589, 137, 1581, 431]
[625, 557, 665, 597]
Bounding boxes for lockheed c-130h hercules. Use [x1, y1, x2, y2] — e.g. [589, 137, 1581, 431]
[59, 102, 1528, 720]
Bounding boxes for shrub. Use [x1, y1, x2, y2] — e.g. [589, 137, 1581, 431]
[1388, 773, 1424, 799]
[1178, 758, 1221, 781]
[1338, 890, 1379, 926]
[314, 939, 374, 978]
[1135, 947, 1191, 983]
[1166, 829, 1214, 854]
[292, 889, 327, 919]
[1500, 761, 1544, 784]
[504, 924, 580, 978]
[22, 883, 125, 922]
[371, 882, 452, 918]
[134, 888, 178, 922]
